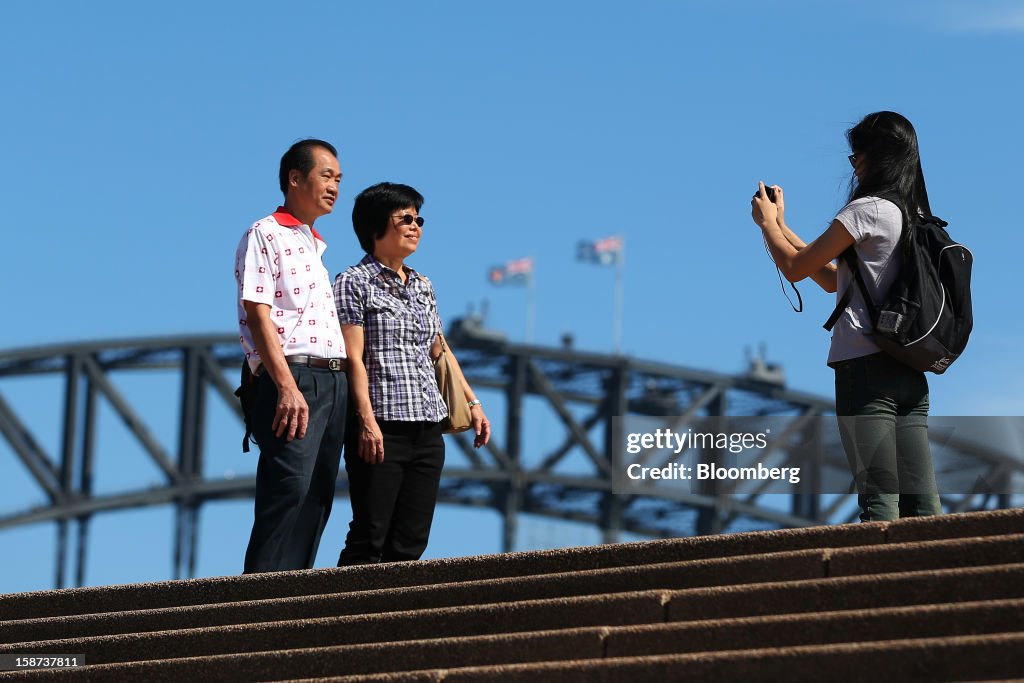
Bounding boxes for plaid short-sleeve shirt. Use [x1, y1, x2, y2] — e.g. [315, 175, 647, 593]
[334, 254, 447, 422]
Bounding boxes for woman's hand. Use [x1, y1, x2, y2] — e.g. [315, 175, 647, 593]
[358, 415, 385, 464]
[470, 404, 491, 448]
[772, 184, 785, 223]
[751, 181, 780, 229]
[436, 332, 492, 449]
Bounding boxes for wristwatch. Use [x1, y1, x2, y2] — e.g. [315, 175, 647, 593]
[467, 400, 482, 409]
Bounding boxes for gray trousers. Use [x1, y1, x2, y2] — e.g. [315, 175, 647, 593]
[834, 352, 941, 522]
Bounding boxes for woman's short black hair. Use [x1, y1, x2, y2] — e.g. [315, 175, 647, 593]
[278, 139, 338, 196]
[351, 182, 425, 254]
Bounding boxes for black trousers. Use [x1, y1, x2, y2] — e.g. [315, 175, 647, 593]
[243, 366, 347, 573]
[338, 420, 445, 565]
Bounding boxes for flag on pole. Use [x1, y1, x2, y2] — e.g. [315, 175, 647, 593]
[488, 257, 534, 286]
[576, 235, 623, 266]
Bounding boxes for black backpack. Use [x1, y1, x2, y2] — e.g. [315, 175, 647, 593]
[824, 214, 973, 374]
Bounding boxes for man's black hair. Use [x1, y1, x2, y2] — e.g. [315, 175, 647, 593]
[279, 139, 338, 196]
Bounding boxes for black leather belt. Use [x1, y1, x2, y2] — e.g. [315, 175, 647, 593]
[284, 355, 347, 372]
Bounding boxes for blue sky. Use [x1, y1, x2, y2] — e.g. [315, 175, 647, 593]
[1, 1, 1022, 593]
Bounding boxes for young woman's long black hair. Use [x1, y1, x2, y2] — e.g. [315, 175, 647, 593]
[847, 111, 932, 232]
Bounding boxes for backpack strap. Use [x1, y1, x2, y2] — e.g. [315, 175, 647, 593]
[823, 247, 878, 332]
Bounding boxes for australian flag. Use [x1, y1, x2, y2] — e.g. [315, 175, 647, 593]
[576, 235, 623, 266]
[488, 257, 534, 285]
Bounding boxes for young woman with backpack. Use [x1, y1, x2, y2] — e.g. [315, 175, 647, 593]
[751, 110, 942, 522]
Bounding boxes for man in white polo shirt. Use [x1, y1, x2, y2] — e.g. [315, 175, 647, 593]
[235, 139, 348, 573]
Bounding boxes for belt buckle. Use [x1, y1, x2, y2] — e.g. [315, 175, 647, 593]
[328, 358, 342, 371]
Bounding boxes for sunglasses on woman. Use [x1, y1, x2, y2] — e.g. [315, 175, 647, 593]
[394, 214, 425, 227]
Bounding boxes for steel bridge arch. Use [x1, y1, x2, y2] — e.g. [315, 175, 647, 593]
[0, 330, 1016, 589]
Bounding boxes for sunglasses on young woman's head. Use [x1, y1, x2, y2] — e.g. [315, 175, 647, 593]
[848, 154, 858, 168]
[393, 214, 425, 227]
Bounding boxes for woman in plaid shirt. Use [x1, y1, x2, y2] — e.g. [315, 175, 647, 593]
[333, 182, 491, 565]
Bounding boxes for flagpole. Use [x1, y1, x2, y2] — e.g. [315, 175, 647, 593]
[613, 238, 624, 353]
[489, 258, 535, 343]
[526, 263, 535, 343]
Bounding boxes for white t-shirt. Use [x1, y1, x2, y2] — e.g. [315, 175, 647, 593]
[235, 209, 346, 373]
[827, 196, 903, 366]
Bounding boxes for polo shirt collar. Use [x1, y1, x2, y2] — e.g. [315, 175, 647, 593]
[273, 206, 325, 244]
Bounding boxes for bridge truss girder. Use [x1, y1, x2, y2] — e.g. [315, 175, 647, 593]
[0, 333, 1015, 589]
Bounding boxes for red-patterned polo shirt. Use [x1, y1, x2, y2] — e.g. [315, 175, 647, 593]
[235, 207, 346, 373]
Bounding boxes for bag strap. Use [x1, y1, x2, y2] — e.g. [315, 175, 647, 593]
[824, 197, 930, 332]
[823, 247, 877, 331]
[430, 285, 449, 355]
[234, 361, 256, 453]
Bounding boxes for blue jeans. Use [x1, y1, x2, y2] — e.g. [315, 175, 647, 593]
[833, 352, 941, 522]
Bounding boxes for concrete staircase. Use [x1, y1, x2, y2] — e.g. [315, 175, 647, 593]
[1, 508, 1022, 681]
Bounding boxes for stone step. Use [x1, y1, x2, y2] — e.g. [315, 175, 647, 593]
[0, 547, 822, 645]
[2, 562, 1021, 669]
[6, 506, 1020, 622]
[664, 562, 1024, 622]
[0, 521, 883, 621]
[6, 599, 1018, 682]
[0, 592, 665, 667]
[2, 532, 1018, 645]
[605, 597, 1024, 657]
[0, 509, 1018, 681]
[304, 632, 1024, 683]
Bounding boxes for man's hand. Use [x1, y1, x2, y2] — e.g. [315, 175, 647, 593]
[243, 300, 310, 442]
[273, 381, 309, 440]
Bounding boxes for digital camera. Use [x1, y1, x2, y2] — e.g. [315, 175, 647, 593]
[755, 185, 778, 203]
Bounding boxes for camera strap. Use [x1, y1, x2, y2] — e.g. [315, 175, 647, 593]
[764, 234, 803, 313]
